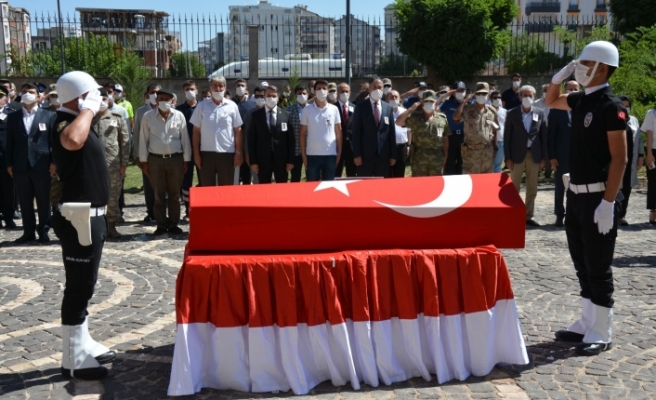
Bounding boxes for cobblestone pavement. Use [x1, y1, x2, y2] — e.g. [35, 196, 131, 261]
[0, 181, 654, 400]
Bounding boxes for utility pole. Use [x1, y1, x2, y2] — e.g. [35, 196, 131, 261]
[345, 0, 351, 84]
[56, 0, 65, 74]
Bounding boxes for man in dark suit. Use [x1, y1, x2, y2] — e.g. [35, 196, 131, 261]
[0, 86, 17, 229]
[548, 79, 580, 227]
[504, 85, 548, 227]
[248, 85, 294, 184]
[335, 83, 356, 178]
[5, 83, 56, 243]
[351, 78, 397, 177]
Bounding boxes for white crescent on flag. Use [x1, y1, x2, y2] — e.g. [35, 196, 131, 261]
[374, 175, 474, 218]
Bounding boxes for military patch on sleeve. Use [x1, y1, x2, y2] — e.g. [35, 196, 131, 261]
[618, 110, 626, 120]
[56, 120, 69, 134]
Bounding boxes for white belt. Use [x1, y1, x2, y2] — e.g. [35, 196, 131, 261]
[568, 182, 606, 194]
[59, 204, 107, 217]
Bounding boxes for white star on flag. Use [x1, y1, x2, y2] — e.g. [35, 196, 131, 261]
[314, 180, 361, 197]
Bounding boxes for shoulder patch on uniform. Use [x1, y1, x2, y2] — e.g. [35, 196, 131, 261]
[56, 120, 69, 133]
[617, 110, 626, 120]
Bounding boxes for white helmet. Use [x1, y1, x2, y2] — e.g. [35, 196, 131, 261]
[56, 71, 99, 104]
[579, 41, 619, 67]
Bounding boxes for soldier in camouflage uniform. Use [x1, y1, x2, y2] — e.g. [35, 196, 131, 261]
[453, 82, 499, 174]
[93, 89, 129, 238]
[396, 90, 451, 176]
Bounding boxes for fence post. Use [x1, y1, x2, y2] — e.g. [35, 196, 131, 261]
[247, 24, 259, 86]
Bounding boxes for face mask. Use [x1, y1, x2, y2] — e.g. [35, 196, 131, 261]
[417, 90, 426, 99]
[542, 92, 547, 99]
[626, 107, 631, 114]
[567, 89, 579, 94]
[236, 87, 246, 97]
[149, 93, 157, 105]
[158, 101, 172, 112]
[255, 98, 265, 107]
[512, 81, 521, 89]
[114, 92, 122, 100]
[107, 93, 114, 100]
[455, 92, 465, 101]
[211, 91, 225, 101]
[423, 102, 435, 113]
[315, 89, 328, 101]
[78, 97, 84, 110]
[389, 99, 399, 108]
[185, 90, 196, 101]
[283, 91, 290, 97]
[297, 94, 308, 104]
[50, 97, 60, 106]
[492, 99, 501, 108]
[99, 101, 109, 111]
[339, 93, 349, 104]
[265, 96, 278, 108]
[328, 92, 337, 102]
[370, 89, 383, 102]
[522, 97, 534, 108]
[383, 86, 391, 95]
[574, 62, 599, 87]
[9, 90, 15, 98]
[21, 93, 37, 104]
[475, 95, 487, 105]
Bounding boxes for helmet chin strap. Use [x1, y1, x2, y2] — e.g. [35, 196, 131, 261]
[587, 62, 601, 83]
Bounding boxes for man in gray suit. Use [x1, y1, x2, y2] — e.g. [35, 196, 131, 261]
[504, 85, 548, 227]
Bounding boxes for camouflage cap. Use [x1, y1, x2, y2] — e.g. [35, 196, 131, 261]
[421, 90, 437, 102]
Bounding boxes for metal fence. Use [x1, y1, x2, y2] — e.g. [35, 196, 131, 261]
[1, 12, 614, 79]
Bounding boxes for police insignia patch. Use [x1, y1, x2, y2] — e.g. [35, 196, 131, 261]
[56, 120, 68, 133]
[584, 112, 593, 128]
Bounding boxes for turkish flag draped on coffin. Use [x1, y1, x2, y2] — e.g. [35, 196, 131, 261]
[187, 173, 526, 252]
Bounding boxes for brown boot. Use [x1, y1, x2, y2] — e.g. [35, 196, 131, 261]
[108, 224, 122, 239]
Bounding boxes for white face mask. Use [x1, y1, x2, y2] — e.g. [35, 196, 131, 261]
[9, 90, 15, 98]
[99, 100, 109, 111]
[50, 97, 60, 106]
[626, 107, 631, 114]
[158, 101, 172, 112]
[236, 86, 246, 97]
[296, 94, 308, 105]
[542, 92, 547, 99]
[265, 96, 278, 108]
[574, 62, 599, 87]
[315, 89, 328, 101]
[339, 93, 349, 104]
[512, 81, 521, 89]
[567, 89, 579, 94]
[211, 91, 225, 101]
[522, 97, 534, 109]
[370, 89, 383, 102]
[185, 90, 196, 101]
[255, 98, 265, 107]
[21, 93, 37, 104]
[417, 90, 426, 99]
[475, 95, 487, 105]
[328, 92, 337, 102]
[149, 93, 157, 105]
[423, 102, 435, 113]
[492, 99, 501, 108]
[283, 91, 291, 97]
[455, 92, 465, 101]
[383, 86, 391, 95]
[389, 99, 400, 108]
[107, 93, 114, 100]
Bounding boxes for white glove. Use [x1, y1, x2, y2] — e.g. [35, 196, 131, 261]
[552, 60, 578, 85]
[80, 88, 102, 116]
[593, 199, 614, 235]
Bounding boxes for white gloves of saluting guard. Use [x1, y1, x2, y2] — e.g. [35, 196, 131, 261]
[79, 88, 102, 116]
[594, 199, 615, 235]
[552, 60, 578, 85]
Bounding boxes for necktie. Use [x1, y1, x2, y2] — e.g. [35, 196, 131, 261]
[374, 102, 380, 125]
[269, 109, 276, 133]
[343, 103, 348, 125]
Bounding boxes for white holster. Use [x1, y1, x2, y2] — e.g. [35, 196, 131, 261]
[562, 173, 571, 192]
[60, 203, 92, 247]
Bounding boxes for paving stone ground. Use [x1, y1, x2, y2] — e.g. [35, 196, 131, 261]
[0, 179, 654, 400]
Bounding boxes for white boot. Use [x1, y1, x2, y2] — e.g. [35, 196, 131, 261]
[61, 324, 107, 379]
[567, 297, 594, 335]
[582, 304, 613, 344]
[80, 317, 112, 357]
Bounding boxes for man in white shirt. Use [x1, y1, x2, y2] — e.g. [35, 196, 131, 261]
[133, 83, 160, 222]
[299, 80, 342, 181]
[140, 89, 191, 236]
[490, 91, 507, 173]
[388, 90, 410, 177]
[191, 76, 244, 186]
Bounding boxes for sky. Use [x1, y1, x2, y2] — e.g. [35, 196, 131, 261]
[25, 0, 389, 20]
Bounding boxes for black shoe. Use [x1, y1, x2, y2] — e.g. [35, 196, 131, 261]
[38, 234, 50, 243]
[143, 215, 154, 222]
[152, 228, 167, 236]
[14, 234, 36, 244]
[61, 366, 108, 380]
[555, 216, 564, 227]
[4, 220, 17, 229]
[94, 351, 116, 365]
[619, 219, 629, 226]
[526, 218, 541, 227]
[168, 226, 183, 235]
[575, 341, 613, 356]
[555, 330, 584, 342]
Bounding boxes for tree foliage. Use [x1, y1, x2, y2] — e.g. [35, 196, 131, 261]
[169, 52, 206, 78]
[375, 53, 423, 77]
[110, 50, 153, 110]
[609, 0, 656, 35]
[504, 34, 565, 76]
[393, 0, 517, 82]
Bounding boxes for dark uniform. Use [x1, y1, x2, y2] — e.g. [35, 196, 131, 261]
[440, 97, 464, 175]
[49, 110, 110, 326]
[0, 104, 16, 227]
[565, 87, 627, 311]
[176, 101, 198, 216]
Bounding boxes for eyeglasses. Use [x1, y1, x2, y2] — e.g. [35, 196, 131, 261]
[254, 95, 264, 99]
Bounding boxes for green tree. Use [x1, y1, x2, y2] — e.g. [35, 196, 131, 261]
[609, 0, 656, 35]
[111, 48, 152, 110]
[394, 0, 517, 82]
[376, 53, 423, 77]
[169, 52, 206, 78]
[504, 34, 565, 76]
[554, 25, 614, 61]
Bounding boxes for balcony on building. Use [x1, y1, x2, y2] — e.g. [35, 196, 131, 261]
[595, 1, 607, 13]
[525, 21, 555, 33]
[525, 1, 561, 15]
[567, 1, 580, 12]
